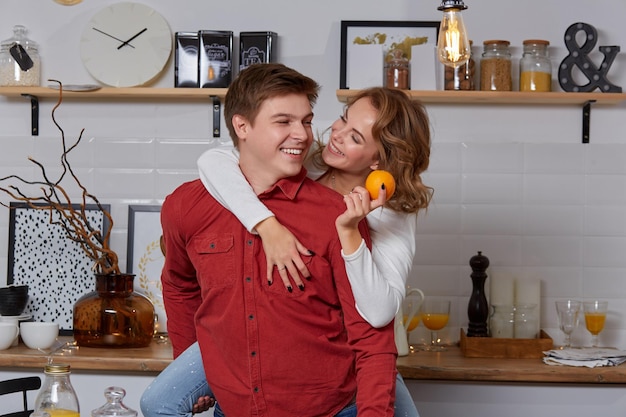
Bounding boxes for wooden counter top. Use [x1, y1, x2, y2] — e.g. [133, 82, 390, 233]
[0, 336, 172, 373]
[2, 337, 626, 384]
[397, 347, 626, 384]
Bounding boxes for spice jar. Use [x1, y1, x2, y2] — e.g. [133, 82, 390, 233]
[0, 25, 41, 86]
[480, 40, 512, 91]
[519, 39, 552, 92]
[33, 364, 80, 417]
[444, 40, 475, 90]
[384, 49, 410, 90]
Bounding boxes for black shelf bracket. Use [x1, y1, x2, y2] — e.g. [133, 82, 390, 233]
[20, 93, 39, 136]
[211, 95, 221, 138]
[582, 100, 596, 144]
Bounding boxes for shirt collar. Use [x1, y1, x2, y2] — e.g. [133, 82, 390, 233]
[258, 168, 308, 201]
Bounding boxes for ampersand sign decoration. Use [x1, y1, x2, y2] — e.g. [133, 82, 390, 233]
[558, 22, 622, 93]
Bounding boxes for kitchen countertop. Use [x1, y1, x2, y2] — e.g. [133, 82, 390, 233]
[2, 336, 626, 383]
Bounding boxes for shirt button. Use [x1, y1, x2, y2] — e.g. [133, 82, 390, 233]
[251, 351, 256, 356]
[253, 387, 259, 393]
[248, 314, 254, 320]
[245, 277, 251, 282]
[247, 240, 253, 245]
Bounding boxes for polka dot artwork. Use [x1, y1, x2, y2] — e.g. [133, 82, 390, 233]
[7, 202, 110, 332]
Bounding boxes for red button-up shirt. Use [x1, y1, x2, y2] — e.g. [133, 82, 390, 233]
[161, 170, 397, 417]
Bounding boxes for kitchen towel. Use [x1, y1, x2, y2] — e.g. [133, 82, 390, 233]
[543, 347, 626, 368]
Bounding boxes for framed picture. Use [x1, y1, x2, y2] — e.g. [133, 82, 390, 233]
[339, 20, 440, 89]
[7, 202, 111, 335]
[126, 205, 167, 334]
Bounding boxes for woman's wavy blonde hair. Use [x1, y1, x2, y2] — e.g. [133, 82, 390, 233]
[309, 87, 433, 213]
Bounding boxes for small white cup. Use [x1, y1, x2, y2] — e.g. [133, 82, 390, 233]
[20, 322, 59, 350]
[0, 322, 19, 350]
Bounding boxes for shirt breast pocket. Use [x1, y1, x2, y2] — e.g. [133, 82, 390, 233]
[191, 234, 236, 288]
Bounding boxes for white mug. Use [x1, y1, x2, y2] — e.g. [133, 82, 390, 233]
[20, 322, 59, 350]
[0, 322, 19, 350]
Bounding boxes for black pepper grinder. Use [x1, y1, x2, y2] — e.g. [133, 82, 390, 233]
[467, 251, 489, 337]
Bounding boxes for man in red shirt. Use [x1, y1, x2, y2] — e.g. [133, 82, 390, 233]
[161, 63, 397, 417]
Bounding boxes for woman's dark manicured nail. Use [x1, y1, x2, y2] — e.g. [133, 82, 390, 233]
[308, 250, 316, 256]
[381, 183, 386, 190]
[298, 284, 305, 291]
[287, 286, 293, 293]
[268, 280, 273, 286]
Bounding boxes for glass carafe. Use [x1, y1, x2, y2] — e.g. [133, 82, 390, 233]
[33, 364, 80, 417]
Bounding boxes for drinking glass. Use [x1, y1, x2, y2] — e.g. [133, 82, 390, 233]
[555, 300, 581, 348]
[583, 300, 608, 348]
[420, 298, 451, 352]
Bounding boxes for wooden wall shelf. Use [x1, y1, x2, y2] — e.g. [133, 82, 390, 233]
[0, 87, 228, 136]
[336, 89, 626, 105]
[337, 89, 626, 144]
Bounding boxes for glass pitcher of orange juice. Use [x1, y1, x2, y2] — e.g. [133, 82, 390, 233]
[395, 287, 425, 356]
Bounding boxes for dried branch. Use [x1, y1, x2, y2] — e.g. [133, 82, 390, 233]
[0, 79, 119, 275]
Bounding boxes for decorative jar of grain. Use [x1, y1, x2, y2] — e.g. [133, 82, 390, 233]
[519, 39, 551, 92]
[480, 40, 511, 91]
[0, 25, 40, 86]
[384, 48, 410, 90]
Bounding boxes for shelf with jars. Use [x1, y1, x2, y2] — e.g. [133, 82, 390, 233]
[0, 86, 228, 136]
[336, 89, 626, 143]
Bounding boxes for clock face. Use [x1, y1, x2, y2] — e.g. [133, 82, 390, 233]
[80, 2, 173, 87]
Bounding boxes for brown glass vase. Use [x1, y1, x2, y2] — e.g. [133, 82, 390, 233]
[73, 273, 155, 348]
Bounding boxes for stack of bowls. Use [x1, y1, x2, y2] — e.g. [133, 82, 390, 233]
[0, 285, 29, 316]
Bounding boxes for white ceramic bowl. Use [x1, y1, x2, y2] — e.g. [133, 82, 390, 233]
[0, 322, 19, 350]
[20, 322, 59, 350]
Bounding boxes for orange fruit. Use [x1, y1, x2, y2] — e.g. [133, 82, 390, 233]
[365, 170, 396, 201]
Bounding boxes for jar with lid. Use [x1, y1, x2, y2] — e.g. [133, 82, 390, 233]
[33, 363, 80, 417]
[384, 49, 410, 90]
[519, 39, 552, 92]
[91, 386, 138, 417]
[479, 40, 512, 91]
[444, 40, 475, 91]
[0, 25, 41, 86]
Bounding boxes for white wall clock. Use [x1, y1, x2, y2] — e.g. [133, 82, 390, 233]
[80, 2, 173, 87]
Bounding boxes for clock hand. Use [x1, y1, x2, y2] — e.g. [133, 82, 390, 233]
[117, 28, 147, 50]
[92, 27, 135, 49]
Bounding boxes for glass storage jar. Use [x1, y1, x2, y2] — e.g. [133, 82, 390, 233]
[480, 40, 512, 91]
[33, 364, 80, 417]
[490, 304, 515, 338]
[444, 40, 475, 91]
[519, 39, 552, 92]
[513, 304, 538, 339]
[0, 25, 41, 86]
[92, 386, 138, 417]
[384, 48, 410, 90]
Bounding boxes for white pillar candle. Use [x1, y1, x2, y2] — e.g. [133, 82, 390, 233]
[489, 273, 515, 307]
[514, 278, 541, 338]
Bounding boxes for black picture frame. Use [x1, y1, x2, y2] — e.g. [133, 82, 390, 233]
[7, 202, 110, 335]
[127, 205, 168, 334]
[339, 20, 440, 89]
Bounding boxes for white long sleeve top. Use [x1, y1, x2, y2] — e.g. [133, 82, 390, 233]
[198, 147, 416, 327]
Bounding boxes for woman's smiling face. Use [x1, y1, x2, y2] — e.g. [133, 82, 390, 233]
[322, 97, 380, 175]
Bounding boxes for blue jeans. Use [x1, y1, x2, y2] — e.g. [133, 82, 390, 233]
[140, 342, 419, 417]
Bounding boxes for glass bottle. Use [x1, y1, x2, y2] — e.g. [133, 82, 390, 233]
[444, 40, 475, 91]
[519, 39, 552, 92]
[92, 386, 138, 417]
[384, 49, 410, 90]
[33, 364, 80, 417]
[73, 273, 155, 348]
[480, 40, 512, 91]
[0, 25, 41, 86]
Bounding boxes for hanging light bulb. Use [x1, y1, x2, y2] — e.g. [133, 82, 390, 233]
[437, 0, 471, 68]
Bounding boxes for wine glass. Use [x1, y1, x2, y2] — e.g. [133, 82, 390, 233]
[555, 300, 581, 349]
[583, 300, 608, 348]
[420, 298, 451, 352]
